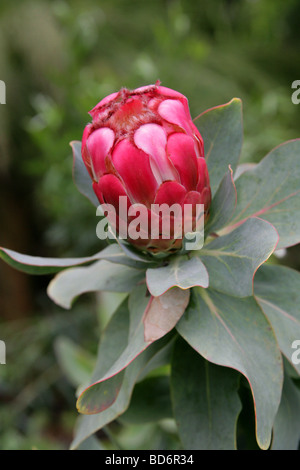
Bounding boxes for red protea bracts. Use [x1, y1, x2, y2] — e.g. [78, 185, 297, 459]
[82, 83, 211, 253]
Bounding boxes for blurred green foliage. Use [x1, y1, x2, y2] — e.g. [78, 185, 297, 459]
[0, 0, 300, 450]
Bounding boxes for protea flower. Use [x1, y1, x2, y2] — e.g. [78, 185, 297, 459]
[81, 83, 211, 253]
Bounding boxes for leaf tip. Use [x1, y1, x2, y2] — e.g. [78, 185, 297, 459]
[70, 139, 81, 149]
[229, 97, 242, 106]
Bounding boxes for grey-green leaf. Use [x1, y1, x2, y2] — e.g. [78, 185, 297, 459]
[120, 376, 172, 425]
[194, 98, 243, 196]
[47, 260, 144, 309]
[254, 264, 300, 376]
[176, 288, 283, 450]
[0, 246, 101, 275]
[76, 298, 132, 415]
[272, 373, 300, 450]
[71, 357, 145, 448]
[234, 162, 257, 180]
[171, 337, 241, 450]
[0, 243, 147, 275]
[143, 287, 190, 342]
[205, 166, 237, 234]
[199, 217, 278, 297]
[97, 243, 153, 269]
[70, 140, 99, 207]
[76, 286, 149, 415]
[77, 285, 181, 415]
[71, 337, 175, 449]
[229, 139, 300, 249]
[146, 256, 209, 297]
[76, 435, 104, 450]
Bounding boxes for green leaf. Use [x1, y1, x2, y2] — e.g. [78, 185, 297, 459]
[235, 378, 260, 450]
[146, 256, 209, 297]
[272, 373, 300, 450]
[195, 98, 243, 196]
[171, 337, 241, 450]
[120, 376, 172, 425]
[70, 140, 99, 207]
[71, 338, 175, 449]
[254, 264, 300, 376]
[47, 260, 145, 309]
[205, 167, 237, 234]
[199, 217, 278, 297]
[228, 139, 300, 249]
[176, 288, 283, 450]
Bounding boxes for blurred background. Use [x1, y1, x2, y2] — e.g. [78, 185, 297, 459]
[0, 0, 299, 450]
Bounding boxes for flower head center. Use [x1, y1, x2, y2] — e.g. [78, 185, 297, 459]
[112, 98, 145, 128]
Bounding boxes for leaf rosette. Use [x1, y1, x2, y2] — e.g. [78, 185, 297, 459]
[1, 87, 300, 450]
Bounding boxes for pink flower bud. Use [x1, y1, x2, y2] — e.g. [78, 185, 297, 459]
[82, 83, 211, 253]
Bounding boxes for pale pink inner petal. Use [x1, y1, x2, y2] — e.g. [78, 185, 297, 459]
[193, 131, 205, 158]
[158, 99, 192, 135]
[87, 127, 115, 181]
[134, 123, 177, 184]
